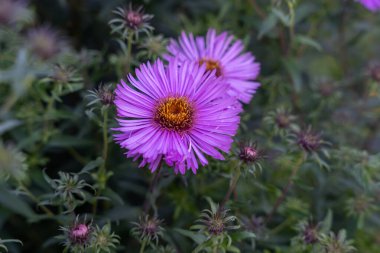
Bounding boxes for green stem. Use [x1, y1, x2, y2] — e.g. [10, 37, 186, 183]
[101, 108, 109, 175]
[143, 164, 162, 214]
[93, 107, 109, 215]
[265, 154, 304, 224]
[126, 33, 134, 73]
[139, 239, 147, 253]
[0, 93, 18, 116]
[221, 165, 241, 208]
[19, 183, 54, 217]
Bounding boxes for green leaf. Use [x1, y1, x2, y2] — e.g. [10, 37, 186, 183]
[295, 35, 322, 51]
[0, 119, 21, 135]
[283, 58, 302, 93]
[272, 8, 291, 26]
[0, 186, 37, 220]
[47, 135, 93, 148]
[174, 228, 206, 245]
[320, 210, 333, 233]
[80, 157, 103, 174]
[258, 13, 278, 39]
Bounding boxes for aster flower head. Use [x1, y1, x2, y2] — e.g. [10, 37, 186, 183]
[131, 215, 164, 244]
[113, 59, 241, 174]
[27, 26, 64, 60]
[109, 4, 153, 39]
[165, 28, 260, 104]
[358, 0, 380, 11]
[60, 216, 92, 251]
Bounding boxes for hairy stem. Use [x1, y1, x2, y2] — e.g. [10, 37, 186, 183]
[93, 107, 109, 215]
[143, 164, 162, 214]
[126, 33, 133, 73]
[265, 154, 304, 224]
[19, 183, 54, 217]
[221, 165, 241, 208]
[139, 239, 147, 253]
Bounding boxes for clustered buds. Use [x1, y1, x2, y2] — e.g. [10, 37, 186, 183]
[61, 220, 119, 253]
[131, 215, 164, 244]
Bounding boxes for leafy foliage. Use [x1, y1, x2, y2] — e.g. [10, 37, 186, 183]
[0, 0, 380, 252]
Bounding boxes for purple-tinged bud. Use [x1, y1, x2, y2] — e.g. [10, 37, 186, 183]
[238, 141, 264, 164]
[0, 0, 26, 25]
[370, 64, 380, 82]
[60, 217, 92, 250]
[110, 4, 153, 38]
[126, 9, 143, 28]
[194, 202, 239, 237]
[27, 26, 63, 60]
[318, 82, 334, 97]
[131, 215, 164, 244]
[242, 215, 266, 238]
[207, 214, 225, 235]
[276, 113, 291, 129]
[296, 128, 322, 153]
[302, 223, 319, 244]
[87, 84, 115, 106]
[69, 223, 91, 245]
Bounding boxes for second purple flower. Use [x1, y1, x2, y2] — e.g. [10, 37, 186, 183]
[164, 29, 261, 104]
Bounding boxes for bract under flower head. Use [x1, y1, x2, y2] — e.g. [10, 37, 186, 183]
[113, 59, 241, 174]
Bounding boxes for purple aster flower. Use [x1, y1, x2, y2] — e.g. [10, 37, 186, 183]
[164, 29, 260, 104]
[113, 59, 241, 174]
[359, 0, 380, 11]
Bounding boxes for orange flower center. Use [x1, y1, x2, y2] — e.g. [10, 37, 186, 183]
[154, 97, 194, 132]
[199, 58, 222, 77]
